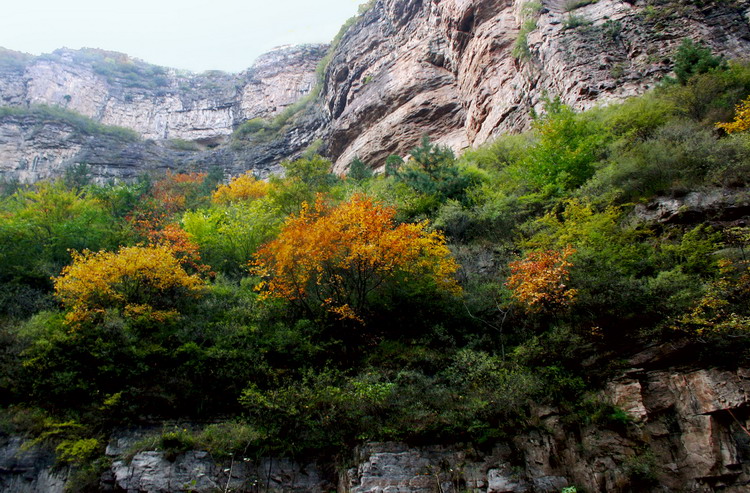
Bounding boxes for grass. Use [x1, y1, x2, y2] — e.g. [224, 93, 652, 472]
[0, 105, 140, 141]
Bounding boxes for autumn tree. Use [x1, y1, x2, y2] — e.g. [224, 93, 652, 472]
[505, 246, 577, 314]
[146, 223, 211, 275]
[212, 172, 271, 204]
[128, 172, 209, 234]
[716, 96, 750, 134]
[251, 194, 461, 322]
[54, 244, 204, 327]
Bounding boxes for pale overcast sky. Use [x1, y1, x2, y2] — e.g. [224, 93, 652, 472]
[0, 0, 363, 72]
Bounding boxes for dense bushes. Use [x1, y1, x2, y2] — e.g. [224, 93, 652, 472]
[2, 55, 750, 470]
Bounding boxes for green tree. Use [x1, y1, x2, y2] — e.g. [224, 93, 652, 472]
[673, 38, 725, 85]
[348, 157, 373, 181]
[395, 136, 474, 211]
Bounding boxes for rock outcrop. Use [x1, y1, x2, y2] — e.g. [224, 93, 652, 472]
[3, 45, 325, 143]
[3, 1, 750, 180]
[321, 0, 750, 171]
[634, 187, 750, 225]
[0, 437, 67, 493]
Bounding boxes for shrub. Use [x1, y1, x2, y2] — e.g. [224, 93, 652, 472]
[252, 194, 461, 324]
[54, 245, 205, 327]
[212, 173, 271, 204]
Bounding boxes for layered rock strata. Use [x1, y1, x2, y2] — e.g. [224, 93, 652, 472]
[3, 1, 750, 180]
[2, 45, 325, 143]
[321, 0, 750, 171]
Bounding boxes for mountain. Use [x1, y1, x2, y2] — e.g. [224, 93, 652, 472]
[2, 0, 750, 182]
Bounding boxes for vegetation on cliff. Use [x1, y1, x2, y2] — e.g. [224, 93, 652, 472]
[1, 50, 750, 489]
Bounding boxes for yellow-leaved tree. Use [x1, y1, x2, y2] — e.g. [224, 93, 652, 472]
[212, 172, 271, 204]
[251, 194, 461, 322]
[717, 96, 750, 134]
[54, 244, 205, 327]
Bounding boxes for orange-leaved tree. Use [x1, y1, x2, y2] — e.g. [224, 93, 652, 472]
[716, 96, 750, 134]
[146, 223, 211, 275]
[212, 172, 271, 204]
[128, 172, 209, 234]
[251, 194, 461, 322]
[505, 246, 577, 314]
[54, 244, 205, 327]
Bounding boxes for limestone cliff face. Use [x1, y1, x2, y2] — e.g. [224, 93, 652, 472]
[0, 44, 328, 182]
[3, 45, 325, 143]
[2, 0, 750, 181]
[321, 0, 750, 171]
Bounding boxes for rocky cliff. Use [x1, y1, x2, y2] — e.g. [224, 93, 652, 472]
[4, 349, 749, 492]
[2, 0, 750, 181]
[320, 0, 750, 171]
[1, 45, 325, 143]
[0, 44, 328, 182]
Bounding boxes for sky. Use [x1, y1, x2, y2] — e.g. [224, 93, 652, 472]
[0, 0, 363, 73]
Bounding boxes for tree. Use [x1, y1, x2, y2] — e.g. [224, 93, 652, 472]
[251, 194, 461, 322]
[0, 182, 117, 285]
[510, 100, 604, 194]
[395, 136, 473, 206]
[673, 38, 725, 85]
[716, 96, 750, 134]
[212, 172, 271, 204]
[506, 246, 577, 314]
[182, 199, 283, 277]
[54, 245, 204, 327]
[128, 172, 209, 234]
[347, 157, 373, 182]
[146, 223, 211, 275]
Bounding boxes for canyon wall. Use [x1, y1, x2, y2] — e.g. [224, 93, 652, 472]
[1, 45, 325, 143]
[321, 0, 750, 171]
[2, 0, 750, 181]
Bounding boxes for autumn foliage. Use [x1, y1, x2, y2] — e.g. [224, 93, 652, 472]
[212, 173, 271, 204]
[146, 223, 211, 275]
[54, 245, 204, 326]
[128, 172, 208, 233]
[251, 194, 461, 322]
[506, 246, 577, 313]
[716, 96, 750, 134]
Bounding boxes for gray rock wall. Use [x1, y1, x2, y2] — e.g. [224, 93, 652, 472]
[321, 0, 750, 171]
[5, 45, 326, 143]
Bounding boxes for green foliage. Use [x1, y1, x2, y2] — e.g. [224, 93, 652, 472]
[3, 60, 750, 465]
[513, 19, 537, 60]
[266, 155, 341, 214]
[673, 38, 726, 85]
[168, 138, 202, 151]
[182, 199, 283, 277]
[0, 182, 119, 286]
[348, 157, 373, 181]
[565, 0, 599, 10]
[563, 14, 592, 30]
[0, 48, 32, 73]
[126, 422, 263, 462]
[40, 48, 170, 90]
[506, 99, 607, 195]
[394, 136, 476, 215]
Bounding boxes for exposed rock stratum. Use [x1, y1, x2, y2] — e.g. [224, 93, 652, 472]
[2, 0, 750, 181]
